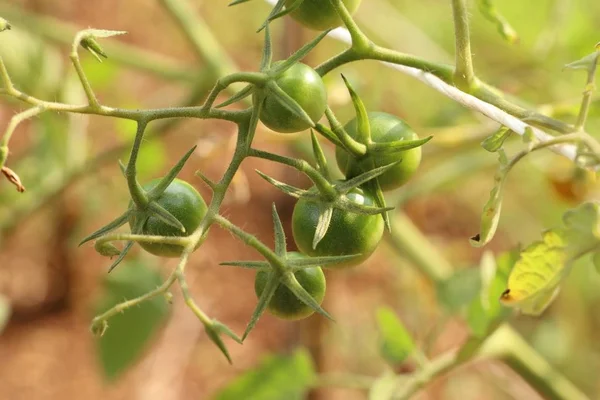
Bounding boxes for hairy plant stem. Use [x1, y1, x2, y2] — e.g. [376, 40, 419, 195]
[575, 51, 599, 131]
[451, 0, 476, 91]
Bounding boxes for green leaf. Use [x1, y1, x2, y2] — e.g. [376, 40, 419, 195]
[436, 268, 482, 313]
[376, 307, 415, 365]
[501, 202, 600, 316]
[0, 295, 11, 334]
[93, 261, 170, 381]
[467, 250, 515, 337]
[470, 167, 506, 248]
[481, 126, 512, 152]
[214, 348, 315, 400]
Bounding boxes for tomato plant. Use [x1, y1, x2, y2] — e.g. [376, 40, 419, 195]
[336, 112, 422, 191]
[129, 178, 207, 258]
[259, 62, 327, 133]
[285, 0, 362, 31]
[254, 252, 326, 320]
[291, 187, 384, 267]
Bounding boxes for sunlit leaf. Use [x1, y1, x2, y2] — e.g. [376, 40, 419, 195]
[500, 202, 600, 316]
[215, 348, 315, 400]
[94, 261, 170, 381]
[376, 307, 415, 365]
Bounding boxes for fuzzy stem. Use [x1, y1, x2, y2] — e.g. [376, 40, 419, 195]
[575, 51, 599, 131]
[451, 0, 477, 91]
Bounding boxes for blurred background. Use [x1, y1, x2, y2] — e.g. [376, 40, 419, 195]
[0, 0, 600, 399]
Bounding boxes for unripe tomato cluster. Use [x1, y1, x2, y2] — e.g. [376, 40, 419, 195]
[132, 0, 423, 321]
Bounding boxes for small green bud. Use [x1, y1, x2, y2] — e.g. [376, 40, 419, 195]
[81, 36, 108, 62]
[91, 319, 109, 337]
[94, 241, 121, 257]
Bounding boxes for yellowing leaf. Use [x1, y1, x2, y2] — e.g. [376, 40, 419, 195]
[500, 202, 600, 316]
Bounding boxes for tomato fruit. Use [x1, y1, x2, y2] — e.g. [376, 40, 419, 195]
[254, 252, 326, 320]
[260, 62, 327, 133]
[336, 112, 422, 191]
[285, 0, 362, 31]
[129, 178, 207, 258]
[292, 187, 384, 267]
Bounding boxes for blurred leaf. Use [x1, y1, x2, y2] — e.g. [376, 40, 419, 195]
[501, 202, 600, 316]
[94, 261, 170, 381]
[0, 295, 11, 334]
[214, 348, 314, 400]
[436, 267, 482, 313]
[467, 250, 515, 337]
[376, 307, 415, 365]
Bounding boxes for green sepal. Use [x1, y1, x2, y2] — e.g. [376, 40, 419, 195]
[272, 204, 287, 257]
[256, 0, 285, 32]
[334, 161, 401, 194]
[118, 160, 127, 177]
[243, 272, 279, 340]
[269, 30, 331, 77]
[310, 130, 330, 180]
[215, 84, 255, 108]
[481, 126, 512, 152]
[91, 319, 109, 337]
[147, 146, 197, 199]
[80, 37, 108, 62]
[259, 24, 273, 70]
[280, 272, 333, 320]
[337, 195, 395, 216]
[205, 319, 243, 364]
[564, 51, 600, 72]
[246, 91, 265, 147]
[313, 204, 334, 250]
[195, 170, 217, 191]
[79, 211, 130, 246]
[229, 0, 252, 5]
[365, 178, 392, 231]
[257, 0, 304, 32]
[94, 241, 122, 257]
[324, 107, 367, 156]
[255, 170, 315, 199]
[265, 81, 316, 128]
[341, 74, 371, 145]
[220, 261, 271, 270]
[148, 201, 186, 233]
[476, 0, 518, 44]
[313, 123, 344, 148]
[368, 136, 433, 155]
[107, 241, 135, 273]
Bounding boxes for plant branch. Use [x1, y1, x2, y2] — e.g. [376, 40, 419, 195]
[451, 0, 476, 90]
[575, 51, 599, 131]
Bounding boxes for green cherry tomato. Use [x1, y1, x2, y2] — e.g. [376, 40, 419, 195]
[129, 178, 207, 258]
[254, 252, 326, 320]
[336, 112, 422, 191]
[260, 62, 327, 133]
[292, 187, 384, 268]
[285, 0, 362, 31]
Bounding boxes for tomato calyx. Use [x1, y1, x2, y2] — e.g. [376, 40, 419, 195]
[220, 204, 342, 339]
[214, 25, 329, 134]
[80, 146, 200, 272]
